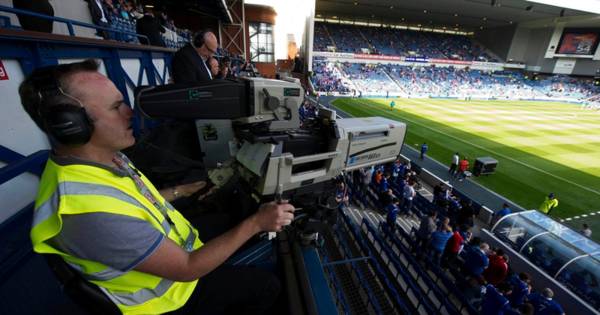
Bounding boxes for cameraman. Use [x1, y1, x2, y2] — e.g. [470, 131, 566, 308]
[21, 60, 294, 314]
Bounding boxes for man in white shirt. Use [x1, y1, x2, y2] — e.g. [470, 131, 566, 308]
[449, 152, 459, 176]
[401, 181, 416, 216]
[581, 223, 592, 238]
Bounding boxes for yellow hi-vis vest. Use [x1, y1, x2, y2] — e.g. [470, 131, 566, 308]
[539, 197, 559, 214]
[30, 157, 203, 314]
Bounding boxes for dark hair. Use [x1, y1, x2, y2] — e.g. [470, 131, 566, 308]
[192, 29, 214, 48]
[497, 282, 513, 294]
[19, 59, 99, 132]
[518, 272, 531, 282]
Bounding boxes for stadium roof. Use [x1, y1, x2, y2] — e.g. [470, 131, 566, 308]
[316, 0, 600, 31]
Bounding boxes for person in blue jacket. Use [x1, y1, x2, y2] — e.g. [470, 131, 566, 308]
[386, 198, 400, 230]
[508, 272, 531, 308]
[429, 225, 453, 265]
[481, 282, 513, 315]
[463, 242, 491, 278]
[527, 288, 565, 315]
[420, 142, 428, 160]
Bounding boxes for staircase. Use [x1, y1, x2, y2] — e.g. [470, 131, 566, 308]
[322, 24, 337, 50]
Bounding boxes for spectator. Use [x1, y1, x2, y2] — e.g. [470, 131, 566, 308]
[414, 211, 438, 253]
[12, 0, 54, 33]
[335, 180, 349, 209]
[386, 198, 400, 230]
[449, 152, 459, 175]
[391, 159, 402, 184]
[429, 225, 453, 265]
[457, 156, 470, 181]
[457, 199, 475, 227]
[207, 56, 220, 78]
[373, 169, 383, 185]
[218, 56, 234, 79]
[420, 142, 428, 159]
[463, 242, 490, 278]
[87, 0, 112, 39]
[527, 288, 565, 315]
[379, 172, 390, 193]
[171, 30, 218, 84]
[538, 193, 558, 216]
[581, 223, 592, 238]
[443, 225, 470, 268]
[481, 282, 513, 315]
[379, 188, 394, 209]
[484, 250, 510, 285]
[508, 273, 532, 308]
[136, 9, 166, 47]
[400, 180, 416, 216]
[493, 203, 512, 224]
[361, 167, 372, 196]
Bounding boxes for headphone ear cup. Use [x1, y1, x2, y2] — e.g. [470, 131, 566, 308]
[43, 104, 94, 146]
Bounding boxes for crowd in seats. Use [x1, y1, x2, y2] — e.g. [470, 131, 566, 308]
[340, 160, 567, 314]
[316, 22, 496, 61]
[340, 63, 399, 94]
[311, 60, 599, 100]
[311, 58, 351, 93]
[323, 23, 364, 53]
[313, 23, 331, 51]
[84, 0, 190, 48]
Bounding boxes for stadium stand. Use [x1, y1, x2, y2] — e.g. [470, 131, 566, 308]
[0, 2, 190, 48]
[311, 61, 599, 100]
[315, 22, 496, 61]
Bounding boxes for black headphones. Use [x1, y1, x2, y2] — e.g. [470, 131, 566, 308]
[35, 72, 94, 146]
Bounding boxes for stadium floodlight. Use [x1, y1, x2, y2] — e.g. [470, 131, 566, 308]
[526, 0, 600, 15]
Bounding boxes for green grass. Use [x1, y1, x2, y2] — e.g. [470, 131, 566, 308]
[333, 98, 600, 225]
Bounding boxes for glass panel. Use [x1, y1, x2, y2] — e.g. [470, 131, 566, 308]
[249, 24, 257, 36]
[521, 211, 566, 233]
[493, 215, 546, 251]
[556, 255, 600, 309]
[521, 233, 583, 276]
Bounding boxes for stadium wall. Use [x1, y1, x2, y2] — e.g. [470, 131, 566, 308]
[509, 25, 600, 76]
[475, 25, 517, 61]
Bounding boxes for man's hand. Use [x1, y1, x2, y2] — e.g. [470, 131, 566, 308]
[177, 181, 207, 197]
[252, 202, 295, 232]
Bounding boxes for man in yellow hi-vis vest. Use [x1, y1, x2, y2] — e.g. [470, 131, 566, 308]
[539, 193, 559, 216]
[20, 60, 294, 314]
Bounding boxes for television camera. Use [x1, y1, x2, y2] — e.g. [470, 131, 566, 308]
[136, 77, 406, 200]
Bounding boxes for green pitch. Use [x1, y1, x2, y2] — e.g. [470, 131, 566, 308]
[333, 98, 600, 225]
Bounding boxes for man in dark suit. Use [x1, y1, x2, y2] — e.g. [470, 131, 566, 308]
[171, 31, 218, 84]
[86, 0, 111, 39]
[136, 10, 166, 47]
[12, 0, 54, 33]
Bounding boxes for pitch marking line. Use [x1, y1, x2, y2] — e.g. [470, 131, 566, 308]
[355, 99, 600, 197]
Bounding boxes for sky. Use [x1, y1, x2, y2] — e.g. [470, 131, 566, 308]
[245, 0, 315, 59]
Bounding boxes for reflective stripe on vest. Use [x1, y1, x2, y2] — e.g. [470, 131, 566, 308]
[32, 181, 172, 235]
[31, 159, 200, 314]
[101, 278, 174, 306]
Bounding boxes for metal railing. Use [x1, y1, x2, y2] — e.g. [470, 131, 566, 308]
[0, 5, 147, 43]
